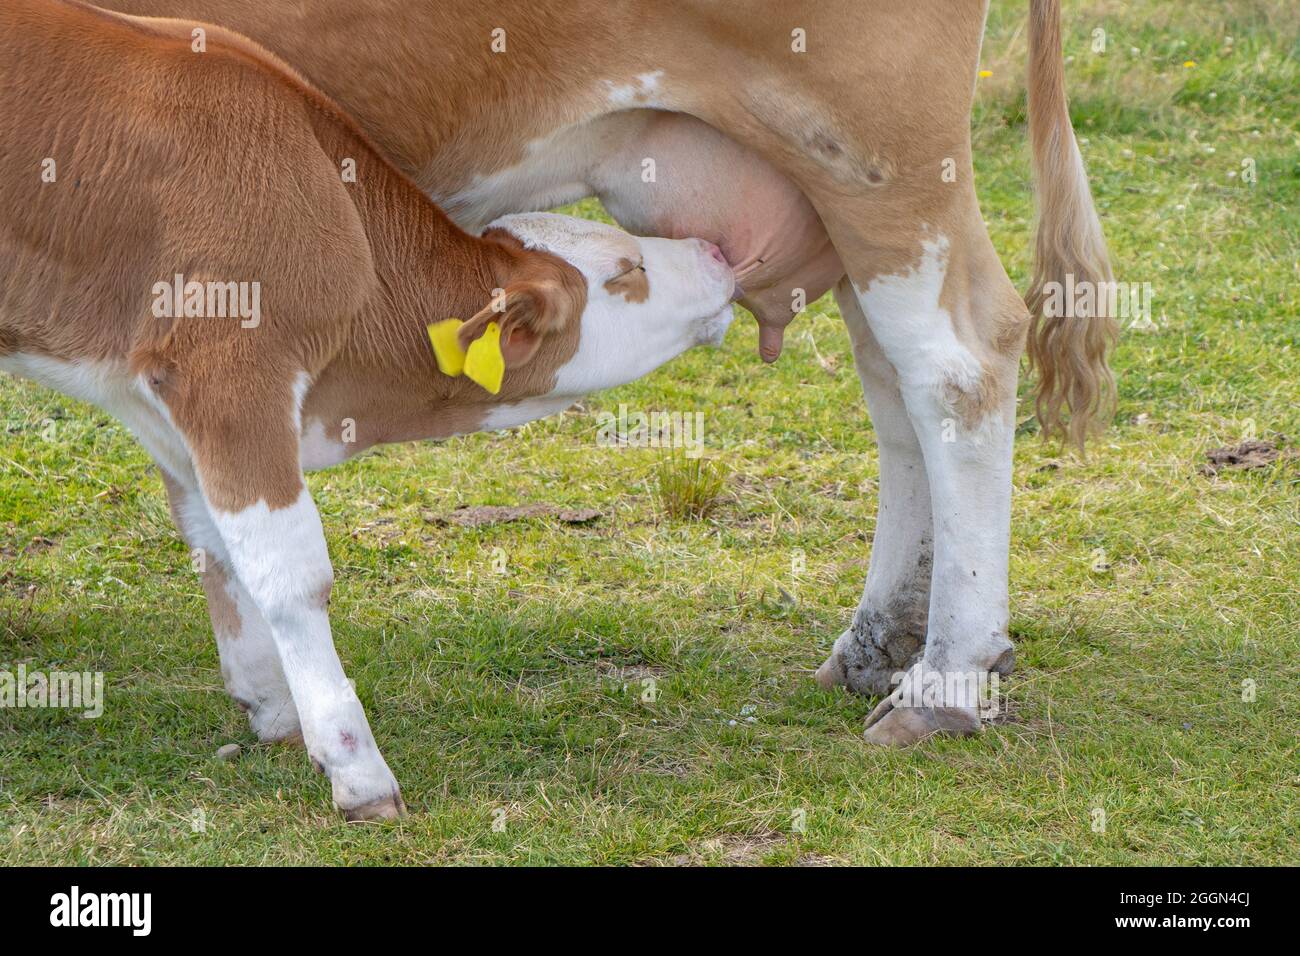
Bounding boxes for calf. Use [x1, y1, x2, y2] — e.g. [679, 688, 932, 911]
[0, 0, 735, 818]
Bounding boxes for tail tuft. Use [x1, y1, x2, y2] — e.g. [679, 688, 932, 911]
[1024, 0, 1118, 448]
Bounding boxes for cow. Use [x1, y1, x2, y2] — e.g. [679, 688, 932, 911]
[90, 1, 1118, 748]
[0, 0, 739, 819]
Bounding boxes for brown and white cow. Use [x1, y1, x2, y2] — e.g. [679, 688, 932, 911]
[85, 3, 1118, 750]
[1, 0, 737, 819]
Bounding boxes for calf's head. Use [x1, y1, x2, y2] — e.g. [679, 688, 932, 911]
[457, 212, 735, 402]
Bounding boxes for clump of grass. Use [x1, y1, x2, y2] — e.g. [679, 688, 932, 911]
[654, 453, 726, 520]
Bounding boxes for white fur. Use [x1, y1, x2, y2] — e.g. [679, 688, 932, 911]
[853, 237, 985, 403]
[440, 125, 599, 232]
[479, 396, 576, 431]
[299, 417, 353, 470]
[492, 213, 735, 397]
[206, 488, 398, 810]
[604, 71, 666, 108]
[851, 239, 1014, 702]
[836, 280, 933, 646]
[164, 474, 300, 740]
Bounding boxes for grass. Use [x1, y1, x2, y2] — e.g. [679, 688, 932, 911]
[654, 453, 728, 521]
[1, 0, 1297, 865]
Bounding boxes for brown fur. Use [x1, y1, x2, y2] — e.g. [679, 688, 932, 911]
[603, 258, 650, 304]
[1, 0, 590, 511]
[95, 2, 1113, 448]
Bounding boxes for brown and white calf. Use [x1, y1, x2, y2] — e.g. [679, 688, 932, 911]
[0, 0, 735, 819]
[100, 0, 1118, 745]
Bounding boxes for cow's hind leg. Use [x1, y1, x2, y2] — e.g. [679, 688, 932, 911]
[160, 468, 302, 742]
[848, 217, 1026, 745]
[815, 278, 931, 695]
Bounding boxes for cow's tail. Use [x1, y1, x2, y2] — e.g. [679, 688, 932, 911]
[1024, 0, 1117, 447]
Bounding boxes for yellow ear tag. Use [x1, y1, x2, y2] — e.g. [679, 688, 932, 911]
[427, 318, 467, 377]
[464, 321, 505, 395]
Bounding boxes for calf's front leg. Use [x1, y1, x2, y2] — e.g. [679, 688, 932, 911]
[163, 371, 404, 820]
[202, 482, 404, 819]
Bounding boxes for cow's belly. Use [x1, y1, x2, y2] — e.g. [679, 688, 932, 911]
[440, 110, 841, 362]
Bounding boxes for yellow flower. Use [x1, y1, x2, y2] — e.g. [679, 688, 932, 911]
[1183, 60, 1197, 68]
[978, 69, 993, 78]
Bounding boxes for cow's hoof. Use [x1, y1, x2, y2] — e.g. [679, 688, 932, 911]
[862, 693, 981, 747]
[341, 789, 407, 823]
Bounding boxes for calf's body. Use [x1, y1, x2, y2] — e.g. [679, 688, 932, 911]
[0, 0, 734, 817]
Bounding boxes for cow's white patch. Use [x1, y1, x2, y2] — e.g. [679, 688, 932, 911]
[831, 279, 934, 691]
[854, 238, 979, 398]
[854, 236, 1000, 446]
[299, 418, 353, 470]
[604, 70, 666, 108]
[849, 239, 1014, 691]
[440, 125, 597, 232]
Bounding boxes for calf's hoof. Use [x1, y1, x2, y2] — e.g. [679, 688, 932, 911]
[249, 704, 303, 745]
[323, 748, 405, 822]
[342, 789, 407, 823]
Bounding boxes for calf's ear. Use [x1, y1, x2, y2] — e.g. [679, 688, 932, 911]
[459, 278, 581, 368]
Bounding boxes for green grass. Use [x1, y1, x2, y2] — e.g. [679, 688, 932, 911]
[654, 453, 728, 521]
[2, 0, 1297, 865]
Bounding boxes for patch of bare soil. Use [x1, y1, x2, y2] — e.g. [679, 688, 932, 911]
[0, 525, 58, 559]
[1200, 439, 1293, 476]
[425, 504, 602, 528]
